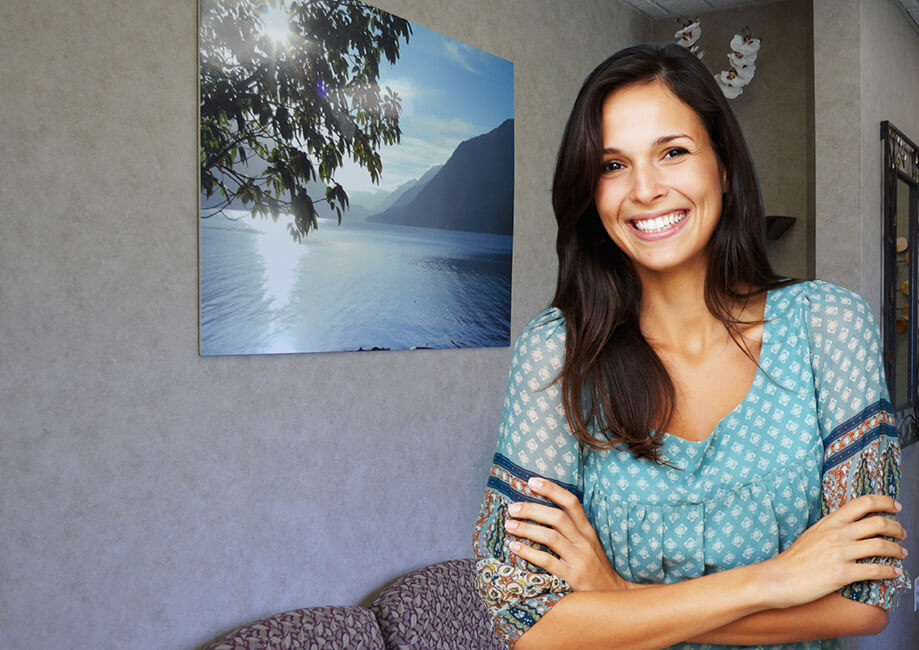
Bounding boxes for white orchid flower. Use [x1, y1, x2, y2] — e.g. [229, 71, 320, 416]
[716, 77, 744, 99]
[728, 50, 758, 67]
[718, 68, 749, 87]
[675, 21, 702, 47]
[730, 33, 761, 56]
[733, 63, 756, 82]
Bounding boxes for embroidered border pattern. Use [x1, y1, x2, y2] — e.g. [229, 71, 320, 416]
[476, 559, 567, 644]
[821, 400, 909, 611]
[486, 452, 582, 504]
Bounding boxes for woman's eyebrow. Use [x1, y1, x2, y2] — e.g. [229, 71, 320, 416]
[655, 133, 692, 145]
[602, 133, 693, 155]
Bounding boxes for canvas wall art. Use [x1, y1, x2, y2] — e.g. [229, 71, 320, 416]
[199, 0, 514, 355]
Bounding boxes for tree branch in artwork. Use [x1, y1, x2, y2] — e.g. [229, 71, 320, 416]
[200, 0, 412, 241]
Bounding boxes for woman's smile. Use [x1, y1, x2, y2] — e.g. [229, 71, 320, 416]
[628, 207, 690, 239]
[595, 79, 725, 276]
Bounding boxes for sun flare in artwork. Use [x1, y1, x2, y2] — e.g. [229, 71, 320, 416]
[260, 4, 291, 47]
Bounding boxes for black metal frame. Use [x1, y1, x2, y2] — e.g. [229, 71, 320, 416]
[881, 121, 919, 448]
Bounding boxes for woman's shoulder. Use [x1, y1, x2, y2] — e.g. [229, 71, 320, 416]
[769, 279, 876, 324]
[517, 306, 567, 347]
[771, 279, 871, 308]
[779, 280, 874, 320]
[768, 281, 881, 360]
[524, 305, 566, 332]
[508, 307, 567, 374]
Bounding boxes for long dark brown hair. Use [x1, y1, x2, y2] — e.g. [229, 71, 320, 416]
[551, 43, 795, 464]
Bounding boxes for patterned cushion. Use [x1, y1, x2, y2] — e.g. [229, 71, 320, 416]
[369, 559, 507, 650]
[203, 606, 386, 650]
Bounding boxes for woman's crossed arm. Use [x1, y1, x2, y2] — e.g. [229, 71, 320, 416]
[508, 478, 905, 649]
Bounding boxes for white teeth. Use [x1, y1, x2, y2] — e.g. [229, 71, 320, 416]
[632, 210, 686, 233]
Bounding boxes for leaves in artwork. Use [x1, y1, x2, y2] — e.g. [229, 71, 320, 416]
[199, 0, 412, 241]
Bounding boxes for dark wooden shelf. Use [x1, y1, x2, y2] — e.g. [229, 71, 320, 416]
[765, 215, 795, 240]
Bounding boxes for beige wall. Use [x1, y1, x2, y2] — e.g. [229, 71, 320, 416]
[653, 0, 815, 280]
[813, 0, 863, 295]
[0, 1, 650, 648]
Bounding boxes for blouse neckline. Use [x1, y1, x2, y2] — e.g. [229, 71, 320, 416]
[661, 286, 777, 445]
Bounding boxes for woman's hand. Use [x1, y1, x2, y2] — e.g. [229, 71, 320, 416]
[758, 494, 907, 609]
[505, 476, 633, 592]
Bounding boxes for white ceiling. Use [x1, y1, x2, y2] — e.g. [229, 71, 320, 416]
[619, 0, 784, 19]
[619, 0, 919, 34]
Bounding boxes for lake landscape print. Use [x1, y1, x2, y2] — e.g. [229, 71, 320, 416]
[199, 0, 514, 355]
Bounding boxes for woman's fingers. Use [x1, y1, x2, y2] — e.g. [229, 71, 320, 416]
[526, 476, 598, 539]
[506, 518, 577, 557]
[849, 514, 907, 541]
[848, 537, 908, 562]
[508, 476, 595, 544]
[762, 493, 906, 609]
[832, 494, 902, 523]
[845, 560, 905, 583]
[508, 538, 567, 576]
[507, 500, 582, 543]
[504, 477, 630, 591]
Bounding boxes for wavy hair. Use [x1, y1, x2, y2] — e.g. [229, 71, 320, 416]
[550, 43, 795, 463]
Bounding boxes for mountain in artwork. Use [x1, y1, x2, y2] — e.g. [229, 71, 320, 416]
[366, 119, 514, 235]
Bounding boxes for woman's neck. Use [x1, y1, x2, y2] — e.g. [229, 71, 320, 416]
[638, 268, 724, 361]
[634, 254, 763, 361]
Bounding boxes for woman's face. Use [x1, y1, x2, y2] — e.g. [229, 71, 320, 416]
[595, 79, 725, 278]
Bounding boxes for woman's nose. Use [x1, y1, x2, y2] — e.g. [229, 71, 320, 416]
[629, 164, 667, 205]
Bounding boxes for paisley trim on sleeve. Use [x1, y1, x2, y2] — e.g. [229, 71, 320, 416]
[823, 400, 897, 472]
[487, 452, 583, 505]
[820, 400, 910, 611]
[476, 559, 568, 645]
[473, 463, 573, 575]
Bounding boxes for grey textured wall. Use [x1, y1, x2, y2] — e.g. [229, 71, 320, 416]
[652, 0, 815, 280]
[0, 1, 650, 648]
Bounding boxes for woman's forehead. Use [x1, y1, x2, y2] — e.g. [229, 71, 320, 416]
[600, 80, 708, 146]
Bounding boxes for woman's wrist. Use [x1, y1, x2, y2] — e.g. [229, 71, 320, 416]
[741, 558, 788, 611]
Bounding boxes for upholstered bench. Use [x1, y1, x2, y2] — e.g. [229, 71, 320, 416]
[202, 559, 506, 650]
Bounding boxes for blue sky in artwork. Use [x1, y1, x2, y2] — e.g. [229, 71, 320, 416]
[334, 17, 514, 193]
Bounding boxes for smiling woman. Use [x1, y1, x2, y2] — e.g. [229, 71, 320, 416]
[595, 80, 725, 279]
[472, 43, 909, 650]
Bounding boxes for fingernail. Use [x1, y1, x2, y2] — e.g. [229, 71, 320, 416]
[902, 547, 909, 558]
[895, 567, 902, 576]
[509, 541, 521, 553]
[508, 503, 521, 515]
[505, 520, 518, 531]
[895, 500, 903, 512]
[528, 477, 543, 489]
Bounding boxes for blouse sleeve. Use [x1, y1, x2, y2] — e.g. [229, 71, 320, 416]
[472, 309, 583, 645]
[805, 281, 910, 612]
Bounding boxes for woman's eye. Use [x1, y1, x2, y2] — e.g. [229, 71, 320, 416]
[664, 147, 689, 159]
[601, 160, 623, 174]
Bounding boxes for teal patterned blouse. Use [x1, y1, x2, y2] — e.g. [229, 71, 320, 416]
[473, 281, 909, 649]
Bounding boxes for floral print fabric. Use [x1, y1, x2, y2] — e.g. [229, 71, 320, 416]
[473, 281, 908, 649]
